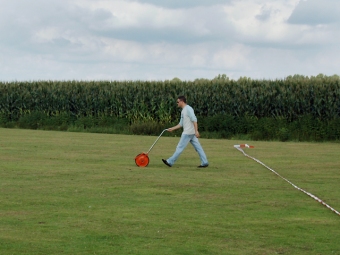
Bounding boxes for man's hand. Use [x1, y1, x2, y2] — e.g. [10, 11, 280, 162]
[167, 124, 181, 132]
[195, 131, 200, 138]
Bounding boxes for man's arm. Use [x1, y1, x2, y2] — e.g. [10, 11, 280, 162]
[194, 122, 200, 138]
[167, 124, 182, 132]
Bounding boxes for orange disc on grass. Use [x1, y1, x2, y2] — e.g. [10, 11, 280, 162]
[135, 153, 149, 167]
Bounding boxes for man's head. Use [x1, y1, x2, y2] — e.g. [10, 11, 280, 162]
[177, 96, 187, 108]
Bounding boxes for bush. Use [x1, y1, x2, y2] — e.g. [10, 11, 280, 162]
[0, 113, 8, 127]
[75, 116, 96, 129]
[278, 128, 290, 142]
[2, 75, 339, 125]
[199, 114, 236, 139]
[2, 110, 339, 142]
[130, 121, 165, 135]
[18, 112, 47, 129]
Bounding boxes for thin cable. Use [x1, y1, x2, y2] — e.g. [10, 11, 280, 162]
[234, 144, 340, 216]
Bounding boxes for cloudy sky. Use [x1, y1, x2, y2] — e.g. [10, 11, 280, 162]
[0, 0, 339, 81]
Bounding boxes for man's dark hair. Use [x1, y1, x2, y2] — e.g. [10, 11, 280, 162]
[177, 95, 186, 103]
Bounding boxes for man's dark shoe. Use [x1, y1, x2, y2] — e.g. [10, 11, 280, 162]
[162, 159, 171, 167]
[198, 164, 209, 168]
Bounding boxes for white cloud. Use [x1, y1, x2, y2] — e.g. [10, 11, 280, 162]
[129, 0, 232, 9]
[288, 0, 340, 25]
[223, 0, 300, 42]
[0, 0, 339, 81]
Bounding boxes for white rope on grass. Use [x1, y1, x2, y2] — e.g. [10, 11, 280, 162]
[234, 144, 340, 217]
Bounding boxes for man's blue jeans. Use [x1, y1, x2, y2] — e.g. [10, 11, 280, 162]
[167, 134, 208, 166]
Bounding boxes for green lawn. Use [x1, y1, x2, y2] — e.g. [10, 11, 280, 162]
[0, 128, 339, 254]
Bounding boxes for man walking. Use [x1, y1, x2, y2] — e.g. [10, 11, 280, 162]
[162, 96, 209, 168]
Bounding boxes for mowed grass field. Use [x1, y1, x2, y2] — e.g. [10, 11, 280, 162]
[0, 128, 339, 255]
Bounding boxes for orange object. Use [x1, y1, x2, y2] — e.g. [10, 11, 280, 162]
[134, 129, 168, 167]
[135, 153, 150, 167]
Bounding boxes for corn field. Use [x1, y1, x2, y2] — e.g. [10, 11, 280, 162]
[0, 74, 339, 124]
